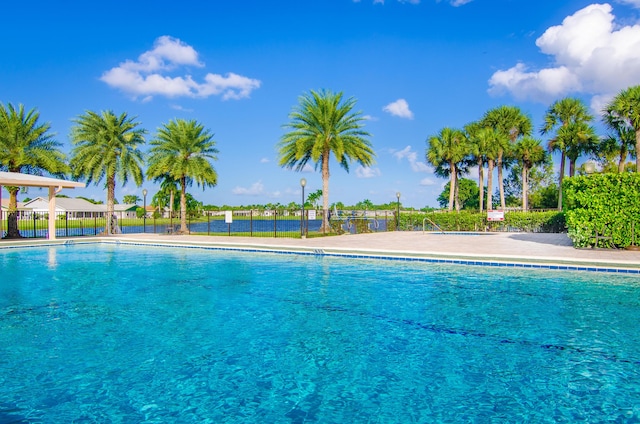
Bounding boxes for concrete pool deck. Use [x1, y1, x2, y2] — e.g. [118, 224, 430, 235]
[114, 231, 640, 272]
[2, 231, 639, 272]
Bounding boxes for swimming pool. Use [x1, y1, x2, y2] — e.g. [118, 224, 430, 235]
[1, 243, 639, 422]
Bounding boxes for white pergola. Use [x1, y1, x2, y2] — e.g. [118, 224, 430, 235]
[0, 171, 85, 240]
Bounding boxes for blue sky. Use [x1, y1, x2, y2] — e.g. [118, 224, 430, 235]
[2, 0, 640, 209]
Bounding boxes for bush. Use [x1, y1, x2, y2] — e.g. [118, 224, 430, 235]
[399, 210, 565, 233]
[564, 173, 640, 248]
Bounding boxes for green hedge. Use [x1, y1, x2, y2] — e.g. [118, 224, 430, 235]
[399, 210, 565, 233]
[564, 173, 640, 248]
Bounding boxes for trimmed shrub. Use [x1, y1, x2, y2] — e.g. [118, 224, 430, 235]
[564, 173, 640, 248]
[399, 210, 565, 233]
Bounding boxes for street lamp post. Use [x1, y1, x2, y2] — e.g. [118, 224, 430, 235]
[142, 189, 148, 233]
[396, 192, 401, 231]
[300, 178, 307, 238]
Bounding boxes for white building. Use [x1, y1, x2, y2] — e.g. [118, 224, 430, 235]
[22, 197, 139, 220]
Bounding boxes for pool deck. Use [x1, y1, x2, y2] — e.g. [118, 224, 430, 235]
[84, 232, 640, 271]
[2, 231, 639, 272]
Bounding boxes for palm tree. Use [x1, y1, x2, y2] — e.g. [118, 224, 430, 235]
[278, 89, 374, 232]
[514, 137, 547, 211]
[464, 123, 506, 212]
[481, 106, 532, 210]
[70, 110, 146, 235]
[0, 103, 69, 238]
[147, 119, 219, 234]
[464, 122, 486, 212]
[426, 128, 470, 211]
[540, 97, 593, 209]
[151, 174, 180, 218]
[563, 122, 598, 176]
[604, 85, 640, 172]
[601, 108, 636, 172]
[122, 194, 141, 204]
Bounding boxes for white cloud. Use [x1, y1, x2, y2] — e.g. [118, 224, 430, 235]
[232, 181, 265, 195]
[364, 0, 469, 5]
[393, 146, 431, 172]
[488, 3, 640, 105]
[356, 166, 381, 178]
[170, 104, 193, 112]
[101, 35, 261, 101]
[420, 177, 437, 186]
[617, 0, 640, 7]
[383, 99, 414, 119]
[260, 157, 270, 163]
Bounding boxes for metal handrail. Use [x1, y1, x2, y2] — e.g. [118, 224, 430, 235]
[423, 217, 445, 234]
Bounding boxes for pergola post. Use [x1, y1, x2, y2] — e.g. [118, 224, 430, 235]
[48, 186, 56, 240]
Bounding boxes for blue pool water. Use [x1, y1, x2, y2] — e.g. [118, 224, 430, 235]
[1, 244, 639, 423]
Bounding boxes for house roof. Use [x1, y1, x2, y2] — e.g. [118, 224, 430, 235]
[0, 199, 27, 210]
[113, 204, 138, 212]
[23, 197, 104, 212]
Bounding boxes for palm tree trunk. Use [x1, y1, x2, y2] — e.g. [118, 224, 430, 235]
[487, 159, 494, 211]
[321, 153, 330, 233]
[636, 129, 640, 173]
[106, 176, 116, 235]
[5, 186, 21, 238]
[557, 151, 566, 211]
[522, 165, 528, 211]
[619, 146, 627, 173]
[180, 176, 187, 233]
[497, 151, 506, 210]
[448, 161, 456, 212]
[477, 158, 484, 212]
[568, 158, 576, 177]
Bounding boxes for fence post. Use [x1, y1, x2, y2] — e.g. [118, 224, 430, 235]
[65, 212, 69, 237]
[207, 213, 210, 235]
[94, 216, 97, 235]
[250, 210, 253, 237]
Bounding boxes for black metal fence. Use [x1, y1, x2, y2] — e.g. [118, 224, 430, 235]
[0, 209, 398, 239]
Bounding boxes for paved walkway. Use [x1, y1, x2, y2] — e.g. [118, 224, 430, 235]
[115, 231, 640, 271]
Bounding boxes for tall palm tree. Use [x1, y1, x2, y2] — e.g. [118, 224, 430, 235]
[278, 89, 374, 232]
[514, 137, 547, 211]
[464, 123, 506, 212]
[147, 119, 218, 234]
[601, 108, 636, 172]
[0, 103, 69, 238]
[150, 173, 181, 218]
[540, 97, 593, 210]
[426, 127, 470, 211]
[563, 122, 598, 176]
[464, 122, 486, 212]
[481, 106, 532, 210]
[70, 110, 146, 235]
[604, 85, 640, 172]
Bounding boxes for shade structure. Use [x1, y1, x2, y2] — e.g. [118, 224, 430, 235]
[0, 171, 85, 240]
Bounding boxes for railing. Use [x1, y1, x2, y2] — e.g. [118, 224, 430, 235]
[422, 217, 445, 234]
[0, 209, 398, 239]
